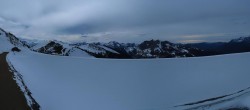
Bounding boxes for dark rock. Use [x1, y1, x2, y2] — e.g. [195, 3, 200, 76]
[11, 47, 21, 52]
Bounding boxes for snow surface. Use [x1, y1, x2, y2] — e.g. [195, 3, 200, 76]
[98, 45, 119, 54]
[7, 51, 250, 110]
[67, 47, 94, 58]
[78, 44, 106, 54]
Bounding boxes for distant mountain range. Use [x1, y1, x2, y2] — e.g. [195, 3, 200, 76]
[1, 28, 250, 58]
[26, 40, 211, 58]
[186, 37, 250, 55]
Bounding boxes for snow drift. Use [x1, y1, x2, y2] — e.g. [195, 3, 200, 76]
[7, 51, 250, 110]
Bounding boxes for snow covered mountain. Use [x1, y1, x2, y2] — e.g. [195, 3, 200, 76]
[29, 39, 209, 58]
[0, 28, 30, 53]
[187, 36, 250, 55]
[27, 36, 250, 59]
[0, 28, 120, 58]
[1, 27, 250, 59]
[29, 40, 119, 58]
[103, 40, 210, 58]
[230, 36, 250, 43]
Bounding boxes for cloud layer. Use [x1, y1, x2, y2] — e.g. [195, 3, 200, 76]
[0, 0, 250, 43]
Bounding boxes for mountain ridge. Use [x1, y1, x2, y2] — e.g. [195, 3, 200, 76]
[1, 28, 250, 58]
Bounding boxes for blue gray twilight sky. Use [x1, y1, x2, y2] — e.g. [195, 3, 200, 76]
[0, 0, 250, 43]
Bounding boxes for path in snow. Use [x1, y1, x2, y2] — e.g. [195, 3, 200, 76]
[0, 52, 30, 110]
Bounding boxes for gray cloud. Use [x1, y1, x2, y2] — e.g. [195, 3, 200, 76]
[0, 0, 250, 43]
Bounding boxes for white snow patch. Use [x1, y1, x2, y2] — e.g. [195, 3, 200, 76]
[98, 45, 119, 54]
[67, 47, 94, 58]
[78, 44, 106, 54]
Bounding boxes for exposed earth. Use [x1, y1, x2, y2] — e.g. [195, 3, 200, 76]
[0, 52, 30, 110]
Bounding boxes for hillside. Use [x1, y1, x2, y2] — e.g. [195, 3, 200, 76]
[7, 50, 250, 110]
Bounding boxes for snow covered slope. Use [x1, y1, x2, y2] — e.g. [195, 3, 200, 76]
[0, 28, 15, 53]
[7, 51, 250, 110]
[66, 47, 94, 58]
[0, 28, 29, 54]
[31, 40, 93, 58]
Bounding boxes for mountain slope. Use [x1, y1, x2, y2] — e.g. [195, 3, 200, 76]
[0, 28, 13, 53]
[8, 51, 250, 110]
[30, 41, 93, 58]
[223, 37, 250, 54]
[0, 28, 29, 53]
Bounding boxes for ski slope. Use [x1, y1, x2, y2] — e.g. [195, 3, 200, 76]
[7, 51, 250, 110]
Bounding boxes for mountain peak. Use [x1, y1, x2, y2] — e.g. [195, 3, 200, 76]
[230, 36, 250, 43]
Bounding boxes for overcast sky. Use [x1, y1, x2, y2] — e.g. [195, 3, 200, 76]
[0, 0, 250, 43]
